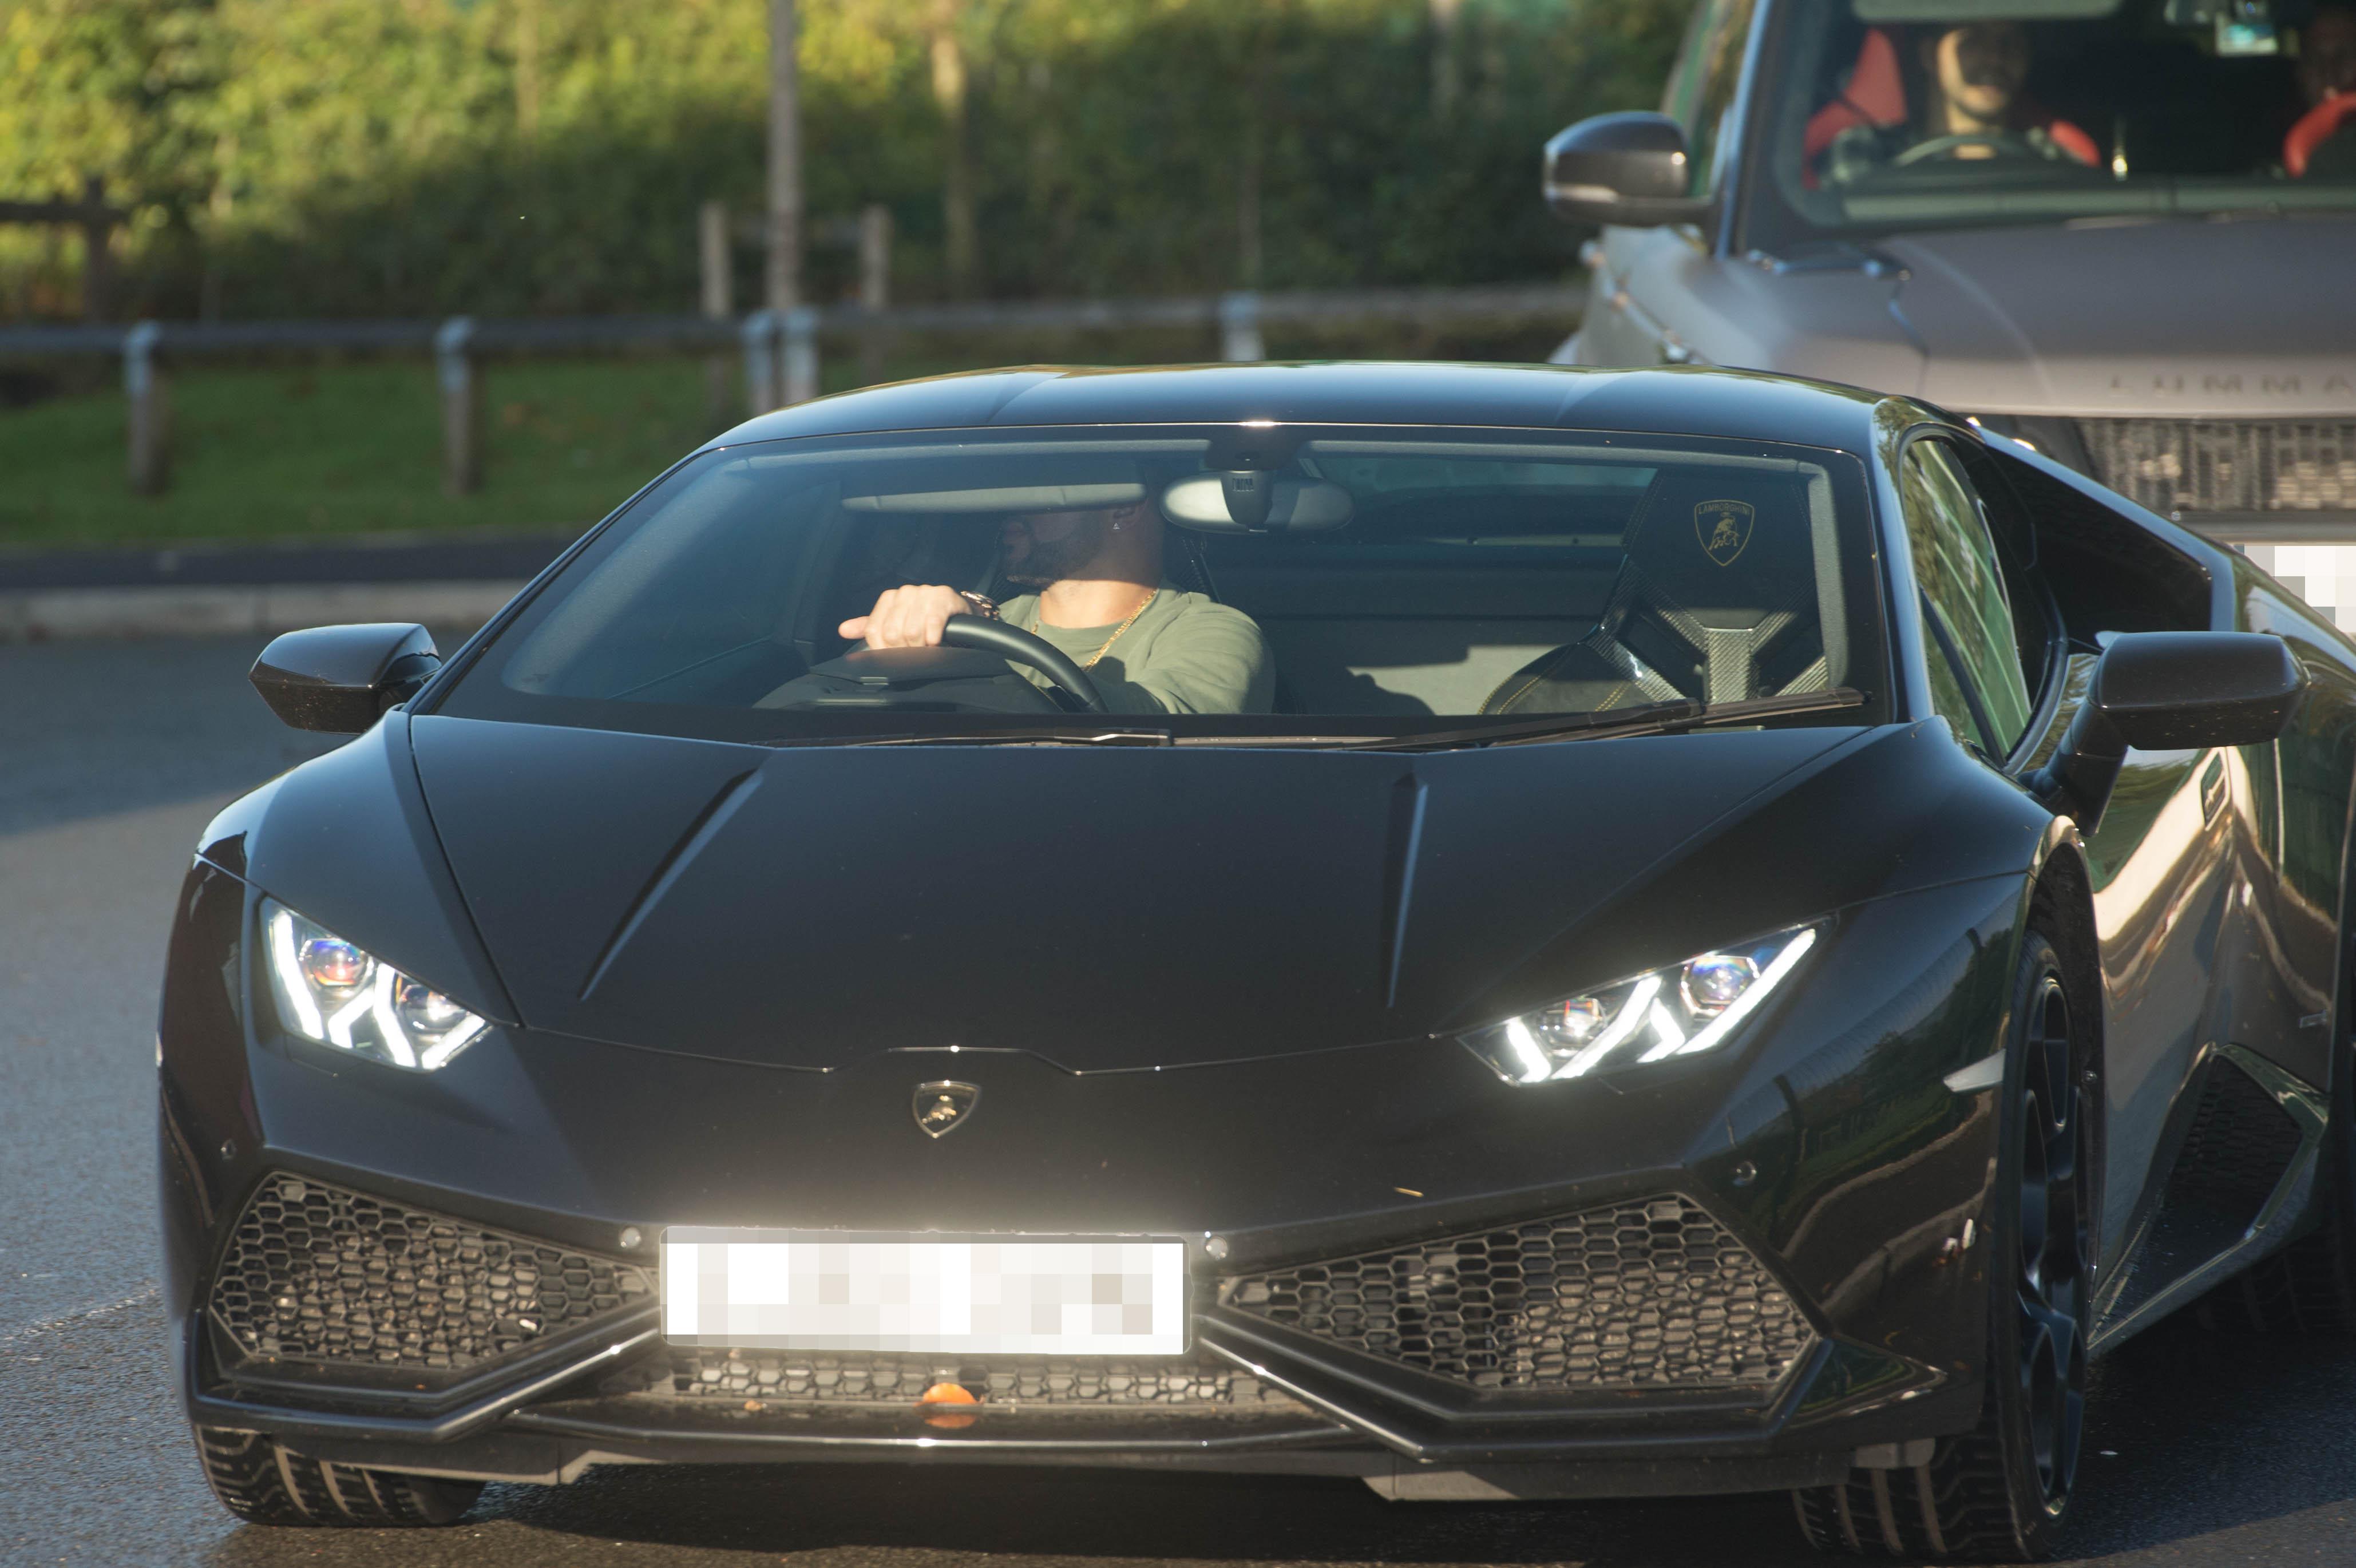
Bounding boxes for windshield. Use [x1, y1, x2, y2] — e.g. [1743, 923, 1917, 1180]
[1745, 0, 2356, 251]
[431, 426, 1887, 746]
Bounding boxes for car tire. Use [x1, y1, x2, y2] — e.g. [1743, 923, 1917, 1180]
[193, 1425, 483, 1527]
[2199, 936, 2356, 1335]
[1792, 929, 2090, 1562]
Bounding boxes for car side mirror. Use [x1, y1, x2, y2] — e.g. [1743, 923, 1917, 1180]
[2030, 631, 2306, 831]
[1543, 112, 1713, 229]
[250, 623, 442, 733]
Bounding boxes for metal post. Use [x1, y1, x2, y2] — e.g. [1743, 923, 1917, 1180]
[783, 305, 820, 406]
[857, 203, 893, 386]
[81, 175, 113, 324]
[436, 316, 481, 497]
[124, 320, 169, 496]
[700, 200, 734, 428]
[1219, 291, 1265, 362]
[742, 309, 780, 415]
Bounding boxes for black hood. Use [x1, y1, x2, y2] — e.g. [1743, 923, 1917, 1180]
[384, 715, 2041, 1074]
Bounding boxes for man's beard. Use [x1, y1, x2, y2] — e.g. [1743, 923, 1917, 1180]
[1004, 514, 1110, 586]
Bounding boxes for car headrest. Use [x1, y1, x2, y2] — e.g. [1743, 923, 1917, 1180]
[2287, 95, 2356, 179]
[1619, 471, 1823, 630]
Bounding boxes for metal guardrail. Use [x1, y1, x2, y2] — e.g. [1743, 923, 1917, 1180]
[0, 283, 1583, 497]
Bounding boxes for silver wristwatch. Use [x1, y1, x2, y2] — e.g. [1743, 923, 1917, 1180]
[955, 590, 1001, 620]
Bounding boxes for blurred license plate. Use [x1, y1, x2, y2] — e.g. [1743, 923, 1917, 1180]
[660, 1229, 1189, 1355]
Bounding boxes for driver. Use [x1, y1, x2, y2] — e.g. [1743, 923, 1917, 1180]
[2288, 1, 2356, 178]
[840, 497, 1274, 715]
[1807, 21, 2097, 182]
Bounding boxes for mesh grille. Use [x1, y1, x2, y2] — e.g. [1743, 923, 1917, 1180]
[208, 1174, 654, 1372]
[1223, 1196, 1812, 1392]
[669, 1347, 1306, 1410]
[2172, 1059, 2303, 1210]
[2077, 419, 2356, 514]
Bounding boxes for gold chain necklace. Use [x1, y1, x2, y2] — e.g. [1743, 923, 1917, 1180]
[1082, 588, 1158, 670]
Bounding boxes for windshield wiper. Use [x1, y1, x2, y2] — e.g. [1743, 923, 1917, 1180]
[765, 728, 1175, 748]
[1745, 241, 1906, 279]
[757, 690, 1866, 752]
[1336, 688, 1868, 753]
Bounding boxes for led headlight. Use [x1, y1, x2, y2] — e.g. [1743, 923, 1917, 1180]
[1460, 923, 1822, 1085]
[261, 898, 490, 1071]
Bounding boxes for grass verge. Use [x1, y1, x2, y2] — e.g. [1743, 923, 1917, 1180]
[0, 318, 1566, 549]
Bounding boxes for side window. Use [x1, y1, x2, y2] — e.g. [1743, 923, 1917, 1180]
[1951, 441, 2053, 691]
[1660, 0, 1758, 198]
[1902, 441, 2035, 756]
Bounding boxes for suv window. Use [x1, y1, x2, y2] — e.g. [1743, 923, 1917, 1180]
[1902, 439, 2034, 756]
[1661, 0, 1758, 199]
[1746, 3, 2356, 254]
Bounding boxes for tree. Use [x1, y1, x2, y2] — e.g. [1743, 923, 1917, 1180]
[768, 0, 802, 314]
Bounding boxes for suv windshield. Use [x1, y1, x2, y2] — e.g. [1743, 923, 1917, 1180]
[431, 426, 1886, 746]
[1748, 0, 2356, 250]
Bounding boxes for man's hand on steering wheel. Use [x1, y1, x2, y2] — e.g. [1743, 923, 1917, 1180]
[1891, 129, 2053, 166]
[840, 585, 969, 649]
[834, 583, 1111, 714]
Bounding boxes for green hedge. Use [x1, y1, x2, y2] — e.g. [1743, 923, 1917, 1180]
[0, 0, 1686, 320]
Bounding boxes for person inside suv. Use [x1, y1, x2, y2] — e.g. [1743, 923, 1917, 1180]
[1805, 20, 2097, 184]
[2289, 0, 2356, 177]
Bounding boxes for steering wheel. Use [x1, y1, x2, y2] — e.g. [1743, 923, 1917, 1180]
[939, 613, 1109, 714]
[1892, 130, 2059, 167]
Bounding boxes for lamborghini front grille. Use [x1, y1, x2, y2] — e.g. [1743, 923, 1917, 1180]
[1222, 1195, 1812, 1392]
[2076, 419, 2356, 514]
[208, 1173, 654, 1373]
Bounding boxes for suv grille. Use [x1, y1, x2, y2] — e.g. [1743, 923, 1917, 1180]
[669, 1347, 1306, 1411]
[2077, 419, 2356, 514]
[208, 1174, 654, 1373]
[1222, 1196, 1811, 1392]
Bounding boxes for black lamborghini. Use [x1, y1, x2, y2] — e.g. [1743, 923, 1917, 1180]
[160, 362, 2356, 1560]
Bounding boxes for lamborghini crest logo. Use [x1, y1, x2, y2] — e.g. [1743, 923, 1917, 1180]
[1695, 500, 1755, 567]
[913, 1080, 980, 1138]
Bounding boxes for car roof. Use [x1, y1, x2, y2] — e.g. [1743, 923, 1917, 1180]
[704, 362, 1891, 457]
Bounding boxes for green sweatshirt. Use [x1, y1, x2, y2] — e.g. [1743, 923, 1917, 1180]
[1001, 583, 1274, 715]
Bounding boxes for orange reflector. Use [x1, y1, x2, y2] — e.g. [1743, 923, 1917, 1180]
[918, 1382, 980, 1429]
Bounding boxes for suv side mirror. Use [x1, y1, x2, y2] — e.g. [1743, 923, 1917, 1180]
[250, 623, 442, 733]
[2031, 632, 2306, 830]
[1543, 112, 1713, 229]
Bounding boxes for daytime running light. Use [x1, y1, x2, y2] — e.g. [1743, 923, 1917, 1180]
[1459, 925, 1821, 1086]
[263, 898, 489, 1072]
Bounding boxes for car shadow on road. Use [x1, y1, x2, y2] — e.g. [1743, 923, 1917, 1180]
[488, 1463, 1828, 1566]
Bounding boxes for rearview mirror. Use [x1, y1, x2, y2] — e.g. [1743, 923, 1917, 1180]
[1543, 113, 1713, 229]
[2031, 632, 2306, 830]
[250, 623, 442, 733]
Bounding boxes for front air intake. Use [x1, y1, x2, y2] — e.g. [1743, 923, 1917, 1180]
[1222, 1195, 1812, 1393]
[668, 1347, 1309, 1411]
[207, 1173, 653, 1375]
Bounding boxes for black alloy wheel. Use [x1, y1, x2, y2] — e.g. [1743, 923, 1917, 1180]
[2011, 966, 2089, 1519]
[1794, 928, 2092, 1561]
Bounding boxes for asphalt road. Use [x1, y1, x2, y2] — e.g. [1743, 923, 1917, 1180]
[7, 634, 2356, 1567]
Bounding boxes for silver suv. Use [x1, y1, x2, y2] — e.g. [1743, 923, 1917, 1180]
[1545, 0, 2356, 623]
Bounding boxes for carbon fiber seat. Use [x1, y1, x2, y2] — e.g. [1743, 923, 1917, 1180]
[1482, 469, 1832, 715]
